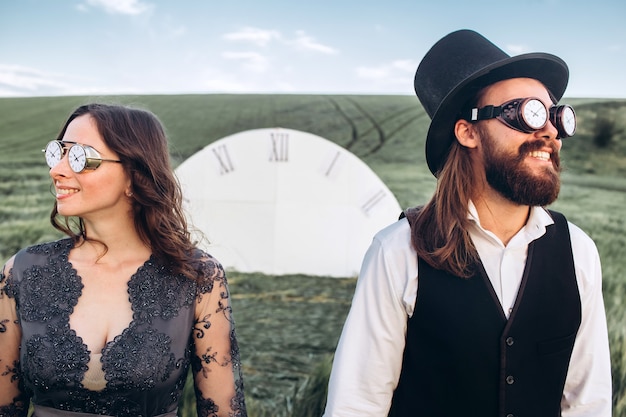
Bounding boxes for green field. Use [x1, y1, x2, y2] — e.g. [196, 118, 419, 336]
[1, 94, 625, 416]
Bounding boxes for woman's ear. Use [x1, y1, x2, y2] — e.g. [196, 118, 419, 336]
[455, 119, 479, 149]
[125, 178, 133, 198]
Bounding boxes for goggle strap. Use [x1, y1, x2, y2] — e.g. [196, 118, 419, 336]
[470, 105, 501, 121]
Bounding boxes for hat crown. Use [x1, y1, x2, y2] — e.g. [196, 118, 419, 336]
[415, 30, 510, 118]
[413, 29, 569, 176]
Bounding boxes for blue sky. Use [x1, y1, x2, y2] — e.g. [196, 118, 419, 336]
[1, 0, 625, 98]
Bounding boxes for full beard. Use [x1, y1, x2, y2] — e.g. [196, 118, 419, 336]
[483, 137, 561, 206]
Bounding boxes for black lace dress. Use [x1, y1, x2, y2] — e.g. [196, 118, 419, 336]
[0, 239, 247, 417]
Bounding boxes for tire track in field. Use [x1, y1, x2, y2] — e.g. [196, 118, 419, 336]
[344, 97, 386, 152]
[361, 108, 426, 157]
[326, 96, 428, 156]
[339, 97, 427, 155]
[326, 97, 359, 149]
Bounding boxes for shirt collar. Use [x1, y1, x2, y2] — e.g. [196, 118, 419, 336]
[467, 200, 555, 245]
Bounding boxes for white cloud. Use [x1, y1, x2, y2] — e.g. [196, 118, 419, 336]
[356, 59, 416, 80]
[168, 25, 187, 38]
[203, 78, 247, 93]
[356, 66, 388, 80]
[390, 59, 417, 72]
[353, 59, 416, 92]
[81, 0, 153, 15]
[505, 44, 530, 55]
[222, 52, 270, 72]
[201, 76, 296, 94]
[290, 30, 339, 55]
[222, 27, 338, 55]
[159, 15, 188, 38]
[222, 27, 281, 47]
[0, 64, 131, 97]
[0, 64, 71, 96]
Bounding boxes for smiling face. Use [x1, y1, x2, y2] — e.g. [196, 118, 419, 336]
[50, 114, 132, 221]
[474, 78, 562, 206]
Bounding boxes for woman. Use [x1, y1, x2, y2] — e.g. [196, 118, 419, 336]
[0, 103, 247, 417]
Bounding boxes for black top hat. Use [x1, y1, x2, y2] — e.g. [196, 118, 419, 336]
[414, 29, 569, 176]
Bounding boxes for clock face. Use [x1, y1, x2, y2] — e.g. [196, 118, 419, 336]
[560, 106, 576, 137]
[68, 144, 87, 172]
[175, 128, 402, 277]
[522, 98, 548, 130]
[44, 140, 64, 168]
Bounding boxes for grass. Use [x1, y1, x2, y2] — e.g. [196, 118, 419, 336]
[0, 94, 625, 416]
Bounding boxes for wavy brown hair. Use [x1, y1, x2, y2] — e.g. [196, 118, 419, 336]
[50, 103, 200, 280]
[409, 140, 479, 278]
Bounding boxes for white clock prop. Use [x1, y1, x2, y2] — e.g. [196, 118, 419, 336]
[175, 128, 402, 278]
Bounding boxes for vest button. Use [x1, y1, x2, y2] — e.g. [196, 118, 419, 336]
[506, 337, 514, 346]
[506, 375, 515, 384]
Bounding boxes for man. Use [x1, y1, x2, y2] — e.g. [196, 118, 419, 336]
[323, 29, 612, 417]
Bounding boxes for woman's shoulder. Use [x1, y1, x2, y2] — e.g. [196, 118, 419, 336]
[191, 248, 224, 270]
[191, 247, 219, 261]
[22, 237, 73, 256]
[4, 238, 73, 271]
[191, 248, 227, 293]
[2, 238, 72, 292]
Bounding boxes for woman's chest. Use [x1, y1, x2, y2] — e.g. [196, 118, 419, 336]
[69, 273, 135, 355]
[16, 255, 197, 392]
[19, 301, 195, 393]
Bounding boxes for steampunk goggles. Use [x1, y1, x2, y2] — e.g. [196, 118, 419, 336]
[43, 140, 122, 173]
[469, 97, 576, 138]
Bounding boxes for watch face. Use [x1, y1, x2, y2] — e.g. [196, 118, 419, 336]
[522, 98, 548, 129]
[561, 106, 576, 136]
[68, 145, 87, 172]
[45, 141, 63, 168]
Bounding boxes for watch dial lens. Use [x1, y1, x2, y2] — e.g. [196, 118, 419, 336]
[562, 107, 576, 136]
[69, 145, 86, 172]
[523, 99, 548, 129]
[45, 141, 63, 168]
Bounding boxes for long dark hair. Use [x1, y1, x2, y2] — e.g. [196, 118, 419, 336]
[410, 140, 479, 278]
[409, 86, 486, 278]
[50, 103, 200, 280]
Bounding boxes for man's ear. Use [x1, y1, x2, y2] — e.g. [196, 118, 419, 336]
[455, 119, 479, 149]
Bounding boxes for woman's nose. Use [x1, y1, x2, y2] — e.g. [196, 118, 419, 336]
[49, 151, 71, 178]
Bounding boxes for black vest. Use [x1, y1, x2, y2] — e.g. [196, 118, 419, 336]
[389, 210, 581, 417]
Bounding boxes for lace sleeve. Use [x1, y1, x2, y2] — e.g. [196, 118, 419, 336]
[0, 258, 30, 417]
[191, 254, 247, 417]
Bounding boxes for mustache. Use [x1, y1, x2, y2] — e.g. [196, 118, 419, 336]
[518, 139, 559, 155]
[518, 139, 561, 169]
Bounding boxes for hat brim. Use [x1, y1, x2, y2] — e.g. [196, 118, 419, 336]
[425, 53, 569, 176]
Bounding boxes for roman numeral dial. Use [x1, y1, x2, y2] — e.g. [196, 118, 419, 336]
[175, 128, 402, 278]
[211, 144, 234, 175]
[269, 131, 289, 162]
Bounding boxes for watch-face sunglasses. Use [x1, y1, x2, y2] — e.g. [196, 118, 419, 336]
[468, 97, 576, 138]
[43, 140, 122, 173]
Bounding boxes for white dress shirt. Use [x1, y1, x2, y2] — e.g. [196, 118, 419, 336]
[323, 203, 612, 417]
